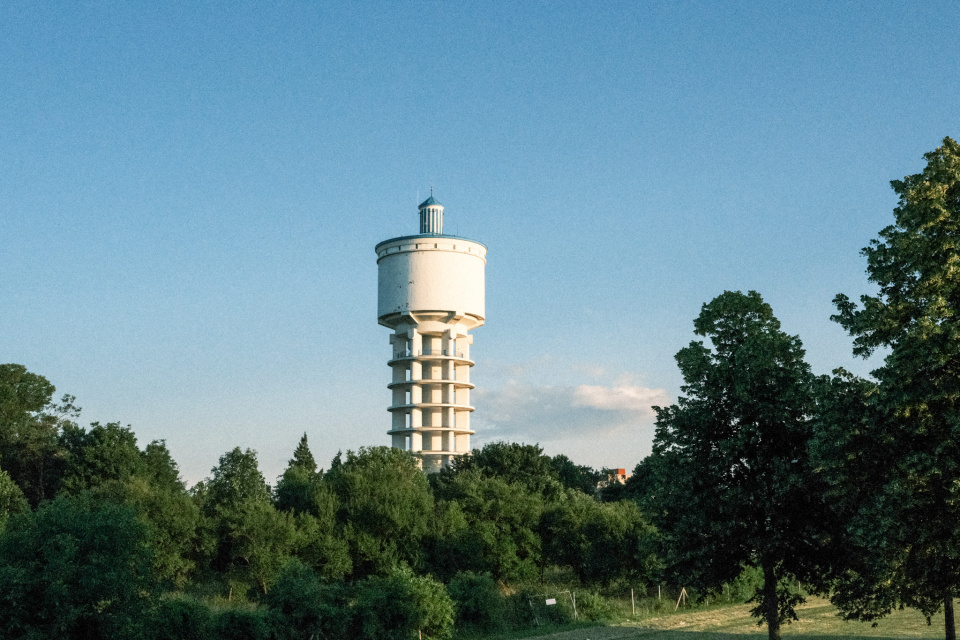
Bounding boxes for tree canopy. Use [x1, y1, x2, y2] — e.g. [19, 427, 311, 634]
[0, 494, 157, 639]
[831, 137, 960, 640]
[648, 291, 830, 640]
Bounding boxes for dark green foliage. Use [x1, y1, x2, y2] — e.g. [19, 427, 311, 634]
[449, 441, 561, 496]
[421, 498, 472, 581]
[649, 291, 831, 640]
[67, 435, 203, 588]
[325, 446, 433, 578]
[275, 433, 322, 514]
[210, 608, 275, 640]
[0, 467, 28, 530]
[0, 363, 54, 420]
[148, 597, 212, 640]
[295, 510, 352, 580]
[207, 447, 272, 507]
[274, 464, 315, 514]
[59, 421, 147, 493]
[144, 439, 188, 491]
[549, 454, 601, 495]
[541, 489, 660, 586]
[264, 560, 351, 639]
[447, 571, 509, 633]
[274, 436, 352, 579]
[94, 475, 202, 588]
[831, 137, 960, 639]
[0, 494, 157, 639]
[0, 364, 75, 504]
[574, 590, 618, 621]
[431, 470, 542, 582]
[352, 567, 455, 640]
[290, 432, 317, 472]
[204, 448, 298, 595]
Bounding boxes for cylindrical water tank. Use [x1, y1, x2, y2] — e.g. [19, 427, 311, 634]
[376, 236, 486, 329]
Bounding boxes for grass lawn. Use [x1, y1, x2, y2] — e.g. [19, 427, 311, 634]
[473, 597, 949, 640]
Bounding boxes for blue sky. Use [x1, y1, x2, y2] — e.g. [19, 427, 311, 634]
[2, 1, 958, 484]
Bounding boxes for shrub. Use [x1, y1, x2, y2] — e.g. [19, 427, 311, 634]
[149, 597, 212, 640]
[352, 567, 454, 640]
[574, 591, 617, 621]
[263, 560, 351, 640]
[726, 565, 765, 603]
[447, 571, 509, 632]
[210, 608, 275, 640]
[513, 586, 575, 627]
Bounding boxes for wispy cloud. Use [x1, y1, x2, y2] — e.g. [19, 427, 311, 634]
[471, 359, 670, 450]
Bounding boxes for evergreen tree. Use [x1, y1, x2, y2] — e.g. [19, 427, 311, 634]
[290, 433, 316, 472]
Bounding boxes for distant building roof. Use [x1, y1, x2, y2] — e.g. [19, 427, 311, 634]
[418, 195, 442, 208]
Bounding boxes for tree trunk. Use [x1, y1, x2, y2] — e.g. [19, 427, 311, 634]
[945, 591, 956, 640]
[762, 559, 781, 640]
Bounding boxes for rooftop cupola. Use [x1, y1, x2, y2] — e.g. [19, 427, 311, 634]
[418, 191, 444, 234]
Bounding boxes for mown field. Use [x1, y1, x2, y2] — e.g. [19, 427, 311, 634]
[468, 597, 947, 640]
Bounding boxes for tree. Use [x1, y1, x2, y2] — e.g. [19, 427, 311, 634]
[549, 454, 602, 495]
[275, 433, 320, 514]
[59, 421, 147, 494]
[430, 469, 543, 582]
[541, 489, 660, 586]
[649, 291, 830, 640]
[59, 427, 201, 587]
[290, 432, 316, 472]
[206, 447, 271, 508]
[264, 560, 351, 640]
[352, 567, 455, 640]
[446, 571, 509, 633]
[831, 137, 960, 640]
[0, 467, 28, 530]
[324, 446, 433, 579]
[0, 494, 157, 639]
[204, 448, 297, 596]
[0, 364, 76, 504]
[447, 441, 561, 497]
[95, 472, 202, 589]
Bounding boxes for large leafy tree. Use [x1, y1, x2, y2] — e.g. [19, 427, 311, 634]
[58, 424, 202, 587]
[324, 446, 433, 579]
[541, 489, 660, 585]
[649, 291, 830, 640]
[449, 441, 561, 497]
[832, 137, 960, 639]
[549, 454, 602, 495]
[0, 494, 158, 639]
[59, 421, 147, 493]
[429, 470, 543, 582]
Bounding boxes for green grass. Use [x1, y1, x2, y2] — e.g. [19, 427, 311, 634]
[462, 597, 950, 640]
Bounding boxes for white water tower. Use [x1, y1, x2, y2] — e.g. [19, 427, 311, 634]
[375, 194, 486, 472]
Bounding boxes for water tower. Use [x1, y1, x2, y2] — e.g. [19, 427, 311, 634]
[375, 194, 486, 472]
